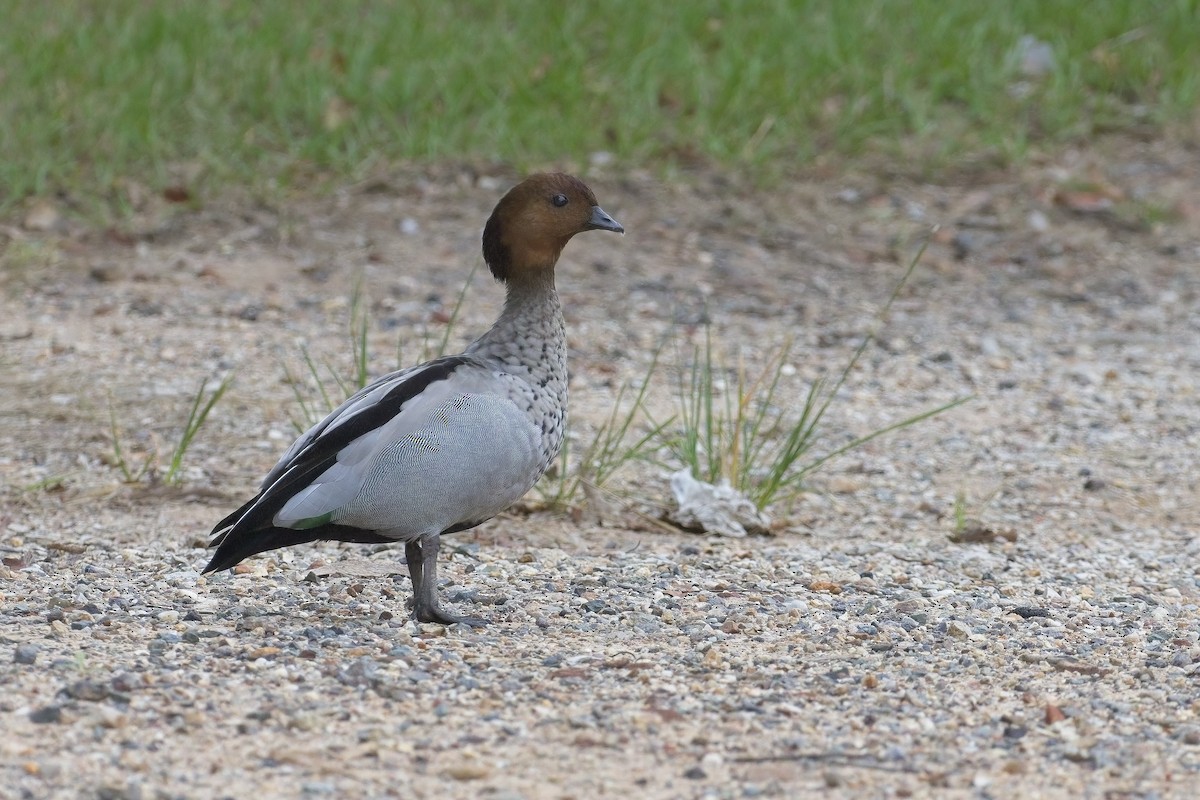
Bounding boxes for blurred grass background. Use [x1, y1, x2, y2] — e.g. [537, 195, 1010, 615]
[1, 0, 1197, 211]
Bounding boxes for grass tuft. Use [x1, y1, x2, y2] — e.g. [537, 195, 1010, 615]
[536, 350, 669, 512]
[656, 235, 970, 511]
[107, 373, 234, 487]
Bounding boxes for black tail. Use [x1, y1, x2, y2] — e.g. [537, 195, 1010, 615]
[203, 522, 394, 573]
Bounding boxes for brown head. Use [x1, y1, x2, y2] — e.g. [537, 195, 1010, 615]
[482, 173, 624, 283]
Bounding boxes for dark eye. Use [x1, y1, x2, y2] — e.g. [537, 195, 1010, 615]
[551, 193, 568, 208]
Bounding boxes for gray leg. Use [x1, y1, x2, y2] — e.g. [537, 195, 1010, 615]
[407, 534, 486, 627]
[404, 540, 424, 601]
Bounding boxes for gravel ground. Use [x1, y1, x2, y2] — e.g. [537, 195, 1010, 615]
[2, 139, 1199, 799]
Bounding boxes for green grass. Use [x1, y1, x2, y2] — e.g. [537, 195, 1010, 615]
[2, 0, 1197, 210]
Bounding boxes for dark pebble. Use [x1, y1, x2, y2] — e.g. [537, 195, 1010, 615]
[110, 676, 138, 695]
[952, 231, 974, 259]
[1010, 607, 1050, 619]
[14, 644, 38, 665]
[96, 786, 136, 800]
[683, 766, 707, 780]
[65, 679, 110, 702]
[337, 657, 379, 687]
[128, 298, 164, 316]
[29, 705, 63, 724]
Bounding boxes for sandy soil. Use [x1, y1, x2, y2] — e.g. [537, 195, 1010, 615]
[2, 139, 1199, 799]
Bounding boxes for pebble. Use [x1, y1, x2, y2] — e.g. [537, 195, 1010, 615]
[13, 644, 39, 665]
[29, 706, 63, 724]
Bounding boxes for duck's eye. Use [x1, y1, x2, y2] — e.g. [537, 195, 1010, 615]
[551, 193, 568, 208]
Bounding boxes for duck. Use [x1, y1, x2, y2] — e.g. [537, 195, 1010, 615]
[203, 173, 624, 626]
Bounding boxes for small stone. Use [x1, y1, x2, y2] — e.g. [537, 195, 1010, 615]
[66, 680, 110, 702]
[29, 705, 63, 724]
[1175, 725, 1200, 745]
[1016, 35, 1056, 78]
[301, 781, 336, 795]
[1004, 725, 1028, 740]
[808, 580, 841, 594]
[443, 764, 490, 781]
[952, 231, 975, 259]
[110, 673, 139, 693]
[247, 646, 282, 660]
[683, 766, 706, 780]
[89, 263, 122, 283]
[13, 644, 38, 665]
[946, 621, 971, 638]
[23, 200, 61, 231]
[828, 476, 861, 494]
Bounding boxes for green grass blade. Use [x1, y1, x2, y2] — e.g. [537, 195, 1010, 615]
[164, 373, 234, 486]
[784, 395, 973, 497]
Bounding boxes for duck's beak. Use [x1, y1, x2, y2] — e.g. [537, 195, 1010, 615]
[586, 205, 624, 234]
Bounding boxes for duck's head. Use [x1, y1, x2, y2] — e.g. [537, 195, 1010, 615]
[482, 173, 624, 283]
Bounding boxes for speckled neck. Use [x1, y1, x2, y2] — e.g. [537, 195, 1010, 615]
[467, 270, 567, 377]
[467, 269, 569, 472]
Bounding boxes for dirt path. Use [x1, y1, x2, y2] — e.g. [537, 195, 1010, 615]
[2, 140, 1199, 799]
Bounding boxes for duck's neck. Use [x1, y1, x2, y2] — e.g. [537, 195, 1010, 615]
[468, 270, 567, 373]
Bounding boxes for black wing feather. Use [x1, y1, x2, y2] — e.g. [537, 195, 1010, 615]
[204, 355, 475, 573]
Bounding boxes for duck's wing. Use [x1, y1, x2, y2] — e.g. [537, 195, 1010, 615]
[204, 354, 479, 570]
